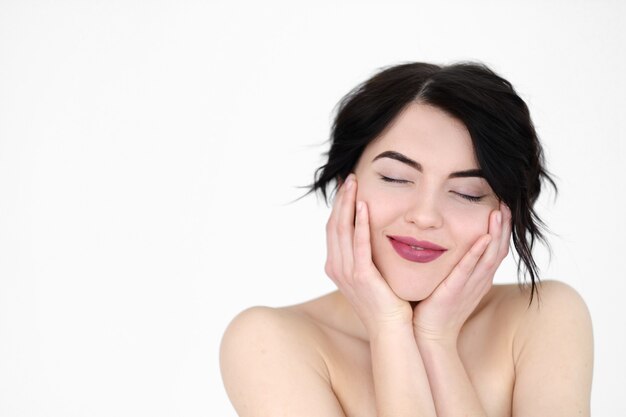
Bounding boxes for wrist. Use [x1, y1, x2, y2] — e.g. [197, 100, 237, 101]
[364, 305, 414, 337]
[414, 331, 458, 352]
[369, 319, 415, 343]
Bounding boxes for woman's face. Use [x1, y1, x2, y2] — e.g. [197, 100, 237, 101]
[353, 102, 500, 301]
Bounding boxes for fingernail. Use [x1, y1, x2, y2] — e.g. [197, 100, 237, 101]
[346, 177, 353, 190]
[357, 201, 363, 212]
[496, 211, 502, 225]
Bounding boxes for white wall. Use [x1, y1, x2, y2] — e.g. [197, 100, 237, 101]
[1, 1, 624, 415]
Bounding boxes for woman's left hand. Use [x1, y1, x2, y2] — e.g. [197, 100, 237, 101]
[412, 202, 512, 346]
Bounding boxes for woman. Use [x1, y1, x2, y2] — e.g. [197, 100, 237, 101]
[219, 62, 593, 416]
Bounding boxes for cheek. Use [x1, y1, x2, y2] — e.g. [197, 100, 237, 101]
[355, 181, 378, 220]
[356, 185, 401, 231]
[359, 198, 390, 231]
[447, 206, 491, 251]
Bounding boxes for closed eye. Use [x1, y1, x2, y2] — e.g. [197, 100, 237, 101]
[451, 191, 484, 203]
[379, 175, 411, 184]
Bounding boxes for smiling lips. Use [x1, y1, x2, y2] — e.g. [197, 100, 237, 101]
[387, 235, 447, 263]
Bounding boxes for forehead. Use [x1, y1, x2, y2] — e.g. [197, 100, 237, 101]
[362, 103, 478, 170]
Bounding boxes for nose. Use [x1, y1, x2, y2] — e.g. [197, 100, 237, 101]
[404, 192, 444, 230]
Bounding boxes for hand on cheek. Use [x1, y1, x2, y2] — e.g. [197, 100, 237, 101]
[412, 202, 512, 346]
[325, 174, 413, 334]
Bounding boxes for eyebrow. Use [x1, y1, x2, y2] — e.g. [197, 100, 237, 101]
[371, 150, 484, 179]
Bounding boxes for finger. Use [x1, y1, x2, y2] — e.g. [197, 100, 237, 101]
[337, 174, 357, 279]
[498, 202, 512, 259]
[464, 209, 503, 288]
[325, 176, 350, 282]
[353, 200, 374, 275]
[482, 209, 504, 267]
[448, 234, 492, 291]
[326, 176, 347, 232]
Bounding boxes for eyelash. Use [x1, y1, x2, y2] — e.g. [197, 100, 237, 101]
[379, 175, 410, 184]
[454, 193, 483, 203]
[379, 175, 484, 203]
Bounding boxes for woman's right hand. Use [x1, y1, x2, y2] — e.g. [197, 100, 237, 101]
[325, 173, 413, 334]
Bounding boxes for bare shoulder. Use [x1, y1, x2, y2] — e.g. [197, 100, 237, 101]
[221, 304, 329, 348]
[486, 280, 592, 359]
[512, 280, 592, 341]
[483, 281, 590, 326]
[505, 280, 593, 416]
[220, 305, 346, 417]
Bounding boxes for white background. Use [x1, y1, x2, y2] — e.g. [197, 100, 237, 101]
[1, 1, 624, 416]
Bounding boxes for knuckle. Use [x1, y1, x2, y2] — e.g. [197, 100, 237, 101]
[353, 269, 366, 281]
[341, 266, 352, 280]
[353, 266, 371, 283]
[324, 261, 336, 278]
[483, 258, 496, 269]
[352, 272, 364, 284]
[337, 222, 350, 235]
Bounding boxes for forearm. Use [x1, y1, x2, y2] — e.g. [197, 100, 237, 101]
[417, 339, 487, 417]
[369, 323, 437, 417]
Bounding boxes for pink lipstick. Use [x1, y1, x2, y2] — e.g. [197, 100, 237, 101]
[387, 235, 447, 263]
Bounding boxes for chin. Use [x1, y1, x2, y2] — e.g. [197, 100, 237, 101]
[388, 280, 439, 302]
[375, 261, 445, 302]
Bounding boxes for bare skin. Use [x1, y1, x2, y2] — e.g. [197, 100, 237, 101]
[220, 104, 593, 416]
[221, 282, 592, 417]
[222, 276, 592, 417]
[283, 282, 562, 416]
